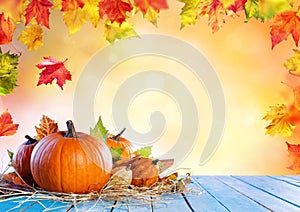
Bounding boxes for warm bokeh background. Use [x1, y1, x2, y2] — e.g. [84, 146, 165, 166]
[0, 1, 298, 175]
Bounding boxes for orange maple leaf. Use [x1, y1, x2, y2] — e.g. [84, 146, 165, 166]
[286, 142, 300, 173]
[0, 13, 16, 45]
[25, 0, 53, 29]
[270, 9, 300, 49]
[36, 56, 72, 90]
[0, 109, 19, 137]
[134, 0, 168, 13]
[35, 115, 58, 140]
[62, 0, 85, 11]
[99, 0, 133, 24]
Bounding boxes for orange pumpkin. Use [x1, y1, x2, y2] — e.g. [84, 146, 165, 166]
[12, 135, 38, 186]
[106, 128, 135, 161]
[30, 120, 112, 194]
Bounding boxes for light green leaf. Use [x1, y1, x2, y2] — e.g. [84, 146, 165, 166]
[90, 116, 108, 143]
[110, 147, 123, 163]
[178, 0, 201, 29]
[136, 146, 152, 158]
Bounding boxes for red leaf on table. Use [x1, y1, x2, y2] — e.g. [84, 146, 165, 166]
[270, 9, 300, 49]
[62, 0, 85, 11]
[134, 0, 168, 13]
[0, 13, 16, 44]
[227, 0, 247, 13]
[99, 0, 133, 24]
[286, 142, 300, 173]
[0, 109, 19, 137]
[36, 57, 72, 90]
[25, 0, 53, 29]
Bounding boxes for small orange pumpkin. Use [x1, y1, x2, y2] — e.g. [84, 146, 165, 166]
[30, 120, 112, 194]
[106, 128, 135, 161]
[12, 135, 38, 186]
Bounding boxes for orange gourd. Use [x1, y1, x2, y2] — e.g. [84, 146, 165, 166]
[106, 128, 135, 160]
[30, 120, 112, 194]
[12, 135, 38, 186]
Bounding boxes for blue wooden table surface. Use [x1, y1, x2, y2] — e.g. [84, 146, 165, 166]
[1, 176, 300, 211]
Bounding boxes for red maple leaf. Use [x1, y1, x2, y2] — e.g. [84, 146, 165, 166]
[286, 142, 300, 173]
[25, 0, 53, 29]
[36, 57, 72, 90]
[99, 0, 133, 24]
[134, 0, 168, 13]
[62, 0, 85, 11]
[0, 13, 16, 44]
[227, 0, 247, 13]
[0, 109, 19, 137]
[270, 10, 300, 49]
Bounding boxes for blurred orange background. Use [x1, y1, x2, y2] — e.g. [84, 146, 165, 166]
[0, 1, 298, 175]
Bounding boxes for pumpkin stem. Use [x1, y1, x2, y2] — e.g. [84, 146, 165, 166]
[25, 135, 37, 145]
[152, 159, 159, 165]
[110, 128, 126, 141]
[64, 120, 78, 138]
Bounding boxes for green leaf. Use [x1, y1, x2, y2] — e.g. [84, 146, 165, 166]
[90, 116, 108, 143]
[178, 0, 201, 29]
[7, 149, 14, 167]
[244, 0, 293, 22]
[0, 49, 20, 96]
[110, 147, 123, 163]
[136, 146, 152, 158]
[104, 20, 139, 44]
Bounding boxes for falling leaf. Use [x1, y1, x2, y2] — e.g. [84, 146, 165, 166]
[283, 49, 300, 76]
[143, 7, 159, 26]
[0, 49, 20, 96]
[227, 0, 247, 13]
[25, 0, 53, 28]
[99, 0, 133, 24]
[18, 25, 43, 50]
[104, 20, 138, 43]
[35, 115, 58, 140]
[62, 7, 87, 35]
[7, 149, 14, 167]
[61, 0, 85, 11]
[90, 116, 109, 142]
[83, 0, 101, 27]
[135, 146, 152, 158]
[0, 0, 29, 23]
[244, 0, 293, 22]
[178, 0, 201, 29]
[293, 85, 300, 111]
[134, 0, 168, 13]
[0, 13, 16, 45]
[263, 104, 296, 137]
[270, 9, 300, 49]
[36, 56, 72, 90]
[286, 142, 300, 173]
[0, 109, 19, 137]
[52, 0, 62, 10]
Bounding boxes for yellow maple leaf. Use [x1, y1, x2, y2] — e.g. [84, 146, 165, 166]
[52, 0, 62, 10]
[144, 7, 159, 26]
[18, 25, 43, 51]
[283, 49, 300, 76]
[63, 7, 88, 35]
[104, 21, 138, 44]
[263, 104, 296, 137]
[83, 0, 100, 28]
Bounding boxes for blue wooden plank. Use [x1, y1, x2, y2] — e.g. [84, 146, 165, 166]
[194, 176, 269, 212]
[233, 176, 300, 208]
[217, 176, 300, 211]
[269, 176, 300, 187]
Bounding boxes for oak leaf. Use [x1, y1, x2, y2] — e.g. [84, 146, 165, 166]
[0, 109, 19, 137]
[36, 56, 72, 90]
[0, 49, 20, 96]
[286, 142, 300, 173]
[25, 0, 53, 28]
[99, 0, 133, 24]
[283, 49, 300, 76]
[270, 9, 300, 49]
[0, 13, 16, 45]
[18, 25, 43, 50]
[244, 0, 292, 22]
[263, 104, 295, 137]
[62, 0, 85, 11]
[35, 115, 58, 140]
[104, 20, 138, 43]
